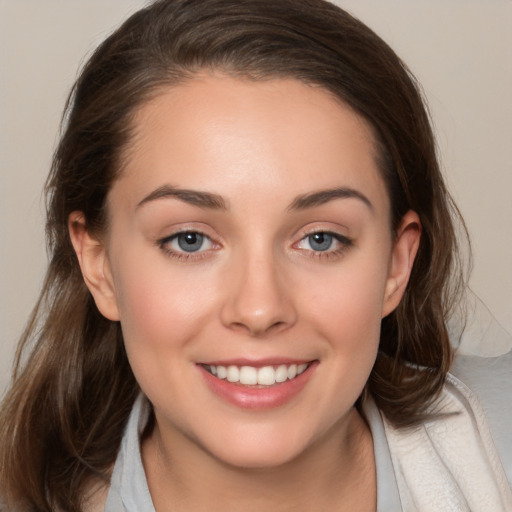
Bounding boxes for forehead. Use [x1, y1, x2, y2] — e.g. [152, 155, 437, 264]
[112, 74, 389, 216]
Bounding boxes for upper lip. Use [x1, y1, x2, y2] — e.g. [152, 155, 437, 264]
[198, 358, 315, 367]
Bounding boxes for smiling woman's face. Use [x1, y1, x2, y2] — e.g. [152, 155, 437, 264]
[72, 75, 419, 469]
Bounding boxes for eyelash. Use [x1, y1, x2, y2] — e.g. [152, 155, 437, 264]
[157, 230, 219, 262]
[157, 229, 353, 262]
[294, 230, 353, 261]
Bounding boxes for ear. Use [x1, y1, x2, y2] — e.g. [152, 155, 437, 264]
[382, 210, 421, 318]
[68, 211, 120, 321]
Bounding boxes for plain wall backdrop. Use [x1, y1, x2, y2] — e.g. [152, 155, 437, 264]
[1, 0, 511, 396]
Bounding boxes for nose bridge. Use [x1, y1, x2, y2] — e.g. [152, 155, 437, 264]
[220, 240, 296, 336]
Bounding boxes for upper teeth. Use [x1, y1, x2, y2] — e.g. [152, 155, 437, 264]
[207, 363, 308, 386]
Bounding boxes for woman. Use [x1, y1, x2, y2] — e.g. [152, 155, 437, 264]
[1, 0, 510, 510]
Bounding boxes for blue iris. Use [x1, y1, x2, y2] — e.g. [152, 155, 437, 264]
[308, 233, 333, 251]
[177, 232, 204, 252]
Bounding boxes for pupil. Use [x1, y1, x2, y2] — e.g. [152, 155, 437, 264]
[178, 233, 203, 252]
[309, 233, 332, 251]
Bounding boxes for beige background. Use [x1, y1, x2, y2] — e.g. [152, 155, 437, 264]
[1, 0, 511, 396]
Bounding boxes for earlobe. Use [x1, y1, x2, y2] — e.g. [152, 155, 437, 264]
[68, 212, 120, 321]
[382, 210, 421, 318]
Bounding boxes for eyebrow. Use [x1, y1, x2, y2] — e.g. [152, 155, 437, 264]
[288, 187, 374, 212]
[137, 184, 372, 213]
[137, 185, 227, 210]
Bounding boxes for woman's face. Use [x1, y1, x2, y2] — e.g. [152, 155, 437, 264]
[78, 75, 418, 468]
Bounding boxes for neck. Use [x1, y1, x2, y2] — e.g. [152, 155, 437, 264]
[142, 407, 376, 512]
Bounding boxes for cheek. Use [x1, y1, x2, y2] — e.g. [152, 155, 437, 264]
[112, 257, 223, 400]
[299, 250, 390, 366]
[282, 256, 389, 433]
[306, 255, 388, 326]
[112, 253, 221, 351]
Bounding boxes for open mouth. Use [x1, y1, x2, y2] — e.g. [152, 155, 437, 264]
[202, 362, 311, 387]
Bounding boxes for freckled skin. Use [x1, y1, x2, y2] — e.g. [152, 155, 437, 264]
[73, 74, 420, 511]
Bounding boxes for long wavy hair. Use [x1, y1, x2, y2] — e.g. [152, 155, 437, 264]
[0, 0, 467, 509]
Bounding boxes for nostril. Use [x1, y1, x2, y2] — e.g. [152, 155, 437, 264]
[226, 319, 289, 338]
[267, 321, 287, 333]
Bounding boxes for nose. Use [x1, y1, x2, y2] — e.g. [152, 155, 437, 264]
[220, 249, 297, 337]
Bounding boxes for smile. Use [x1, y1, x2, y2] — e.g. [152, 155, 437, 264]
[204, 363, 310, 386]
[199, 360, 317, 409]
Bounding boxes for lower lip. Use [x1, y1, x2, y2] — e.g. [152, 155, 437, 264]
[199, 362, 317, 410]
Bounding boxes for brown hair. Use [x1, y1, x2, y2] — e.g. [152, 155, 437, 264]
[0, 0, 467, 509]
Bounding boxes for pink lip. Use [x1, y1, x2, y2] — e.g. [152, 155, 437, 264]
[198, 360, 318, 410]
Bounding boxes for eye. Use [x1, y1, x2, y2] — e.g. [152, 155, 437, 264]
[302, 232, 334, 252]
[159, 231, 215, 256]
[172, 232, 209, 252]
[295, 231, 352, 257]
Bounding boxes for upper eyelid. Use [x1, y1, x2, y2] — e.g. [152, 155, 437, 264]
[292, 219, 351, 236]
[158, 226, 216, 242]
[160, 229, 203, 240]
[297, 227, 352, 242]
[302, 228, 348, 237]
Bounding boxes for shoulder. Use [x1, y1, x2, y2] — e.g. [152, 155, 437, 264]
[449, 349, 512, 487]
[447, 293, 512, 485]
[375, 352, 512, 510]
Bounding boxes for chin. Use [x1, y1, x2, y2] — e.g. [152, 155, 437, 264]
[213, 444, 304, 470]
[197, 422, 317, 470]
